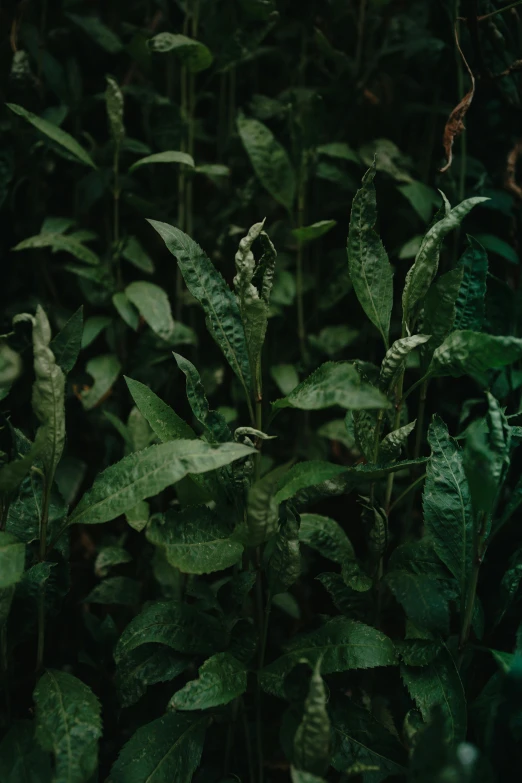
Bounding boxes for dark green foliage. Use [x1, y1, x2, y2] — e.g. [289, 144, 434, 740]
[1, 1, 522, 781]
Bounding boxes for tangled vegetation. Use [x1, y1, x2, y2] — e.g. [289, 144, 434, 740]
[1, 1, 522, 782]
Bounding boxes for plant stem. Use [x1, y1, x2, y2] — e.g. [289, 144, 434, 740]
[384, 369, 405, 512]
[296, 170, 308, 365]
[388, 472, 427, 513]
[186, 0, 199, 240]
[458, 511, 487, 663]
[176, 9, 191, 322]
[241, 697, 255, 783]
[113, 141, 122, 289]
[478, 0, 522, 21]
[1, 624, 10, 724]
[414, 380, 429, 459]
[355, 0, 368, 78]
[224, 697, 239, 776]
[256, 587, 271, 783]
[36, 477, 52, 671]
[228, 67, 236, 139]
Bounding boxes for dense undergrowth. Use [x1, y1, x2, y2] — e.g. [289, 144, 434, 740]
[1, 1, 522, 782]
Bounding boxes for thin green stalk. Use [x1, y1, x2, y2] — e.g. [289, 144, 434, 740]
[414, 379, 429, 459]
[36, 478, 52, 671]
[458, 511, 487, 663]
[256, 588, 272, 783]
[224, 697, 240, 776]
[384, 369, 405, 513]
[176, 9, 191, 322]
[241, 697, 255, 783]
[113, 141, 122, 289]
[254, 397, 263, 478]
[389, 472, 427, 513]
[228, 67, 236, 139]
[218, 72, 227, 159]
[1, 625, 9, 724]
[295, 168, 308, 364]
[354, 0, 368, 78]
[478, 0, 522, 21]
[186, 0, 199, 240]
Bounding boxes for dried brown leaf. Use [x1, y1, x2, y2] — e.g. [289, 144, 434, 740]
[504, 138, 522, 200]
[440, 26, 476, 174]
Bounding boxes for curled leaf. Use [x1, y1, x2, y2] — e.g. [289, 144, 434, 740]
[440, 29, 475, 174]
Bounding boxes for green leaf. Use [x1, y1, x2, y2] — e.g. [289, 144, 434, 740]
[271, 364, 299, 396]
[34, 670, 102, 783]
[291, 769, 326, 783]
[378, 420, 416, 462]
[66, 13, 123, 53]
[114, 600, 229, 661]
[173, 352, 232, 443]
[115, 645, 188, 708]
[13, 232, 100, 266]
[237, 112, 296, 212]
[126, 500, 150, 533]
[275, 458, 425, 506]
[245, 464, 290, 546]
[423, 416, 473, 596]
[110, 713, 207, 783]
[401, 647, 467, 744]
[299, 514, 354, 563]
[0, 721, 52, 782]
[122, 235, 155, 273]
[317, 418, 356, 450]
[267, 509, 301, 595]
[81, 316, 111, 349]
[147, 506, 243, 574]
[233, 221, 276, 396]
[494, 473, 522, 537]
[385, 570, 450, 634]
[113, 292, 139, 331]
[50, 307, 83, 374]
[148, 221, 253, 398]
[30, 307, 66, 481]
[292, 221, 337, 242]
[330, 700, 407, 780]
[455, 236, 488, 331]
[421, 268, 464, 370]
[7, 103, 96, 169]
[474, 232, 518, 264]
[260, 617, 397, 697]
[105, 76, 124, 145]
[275, 461, 348, 504]
[427, 331, 522, 385]
[379, 335, 430, 392]
[293, 660, 330, 776]
[125, 376, 196, 442]
[0, 532, 25, 588]
[317, 142, 360, 164]
[402, 196, 488, 332]
[148, 33, 213, 72]
[129, 151, 195, 172]
[273, 362, 390, 411]
[95, 546, 132, 577]
[68, 440, 254, 526]
[80, 354, 121, 410]
[125, 281, 175, 341]
[85, 576, 140, 606]
[463, 394, 510, 517]
[359, 139, 413, 182]
[347, 163, 394, 348]
[398, 181, 440, 223]
[170, 653, 247, 710]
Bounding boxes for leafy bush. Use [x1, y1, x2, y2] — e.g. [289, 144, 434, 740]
[1, 1, 522, 782]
